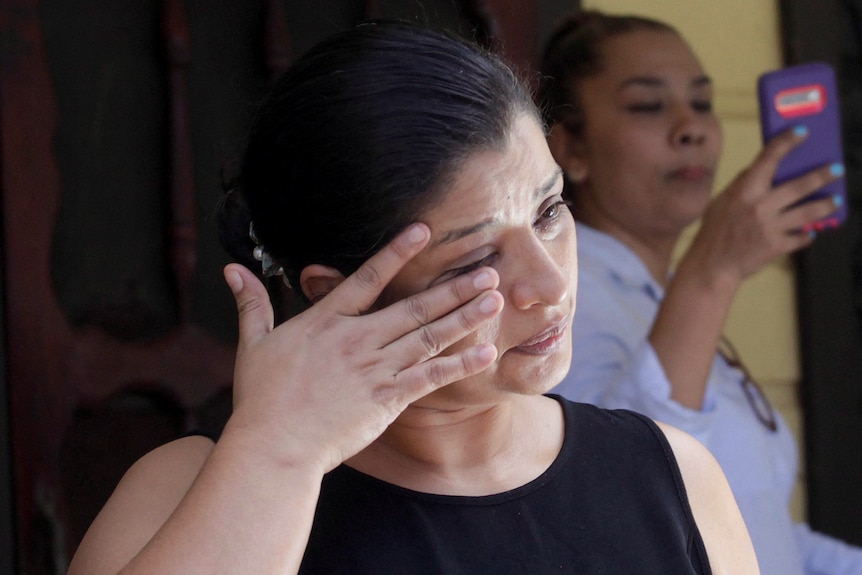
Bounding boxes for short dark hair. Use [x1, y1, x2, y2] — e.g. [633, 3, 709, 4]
[537, 10, 677, 135]
[218, 21, 536, 304]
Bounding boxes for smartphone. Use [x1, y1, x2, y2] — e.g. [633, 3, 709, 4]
[758, 61, 847, 230]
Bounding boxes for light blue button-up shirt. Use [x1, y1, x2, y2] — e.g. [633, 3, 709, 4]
[554, 222, 862, 575]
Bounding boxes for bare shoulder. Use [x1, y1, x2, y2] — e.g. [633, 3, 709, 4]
[653, 421, 720, 483]
[654, 421, 760, 575]
[67, 434, 216, 575]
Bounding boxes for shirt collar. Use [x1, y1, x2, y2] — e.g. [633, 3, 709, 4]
[575, 222, 666, 302]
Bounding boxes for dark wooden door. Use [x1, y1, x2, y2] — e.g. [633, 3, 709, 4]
[0, 1, 570, 573]
[780, 0, 862, 545]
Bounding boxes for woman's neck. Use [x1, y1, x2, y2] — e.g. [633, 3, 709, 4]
[572, 201, 680, 287]
[346, 395, 563, 496]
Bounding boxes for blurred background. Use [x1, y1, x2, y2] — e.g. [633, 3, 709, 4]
[1, 0, 860, 573]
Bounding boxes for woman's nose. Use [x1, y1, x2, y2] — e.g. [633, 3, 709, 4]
[670, 108, 708, 146]
[507, 238, 570, 310]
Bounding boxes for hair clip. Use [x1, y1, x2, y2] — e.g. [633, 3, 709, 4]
[249, 222, 291, 288]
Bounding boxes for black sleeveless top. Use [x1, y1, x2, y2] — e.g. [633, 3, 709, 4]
[298, 396, 711, 574]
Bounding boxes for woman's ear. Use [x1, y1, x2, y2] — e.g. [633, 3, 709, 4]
[299, 264, 347, 304]
[546, 121, 589, 184]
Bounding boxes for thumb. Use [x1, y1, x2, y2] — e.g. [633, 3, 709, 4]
[224, 263, 274, 349]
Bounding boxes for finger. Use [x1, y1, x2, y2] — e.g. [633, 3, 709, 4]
[778, 195, 841, 233]
[384, 343, 499, 405]
[387, 288, 504, 367]
[755, 125, 808, 176]
[224, 263, 274, 350]
[374, 266, 500, 343]
[767, 162, 844, 213]
[772, 226, 816, 255]
[328, 223, 431, 315]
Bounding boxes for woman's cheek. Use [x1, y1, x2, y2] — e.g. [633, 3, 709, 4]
[440, 314, 502, 358]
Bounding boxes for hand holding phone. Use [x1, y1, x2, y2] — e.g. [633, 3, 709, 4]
[758, 62, 847, 230]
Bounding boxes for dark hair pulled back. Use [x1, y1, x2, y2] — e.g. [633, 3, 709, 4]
[537, 10, 676, 135]
[218, 21, 535, 303]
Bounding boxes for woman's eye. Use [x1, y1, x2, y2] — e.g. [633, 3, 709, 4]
[692, 100, 713, 113]
[626, 102, 662, 114]
[446, 253, 498, 279]
[535, 200, 570, 232]
[543, 202, 561, 219]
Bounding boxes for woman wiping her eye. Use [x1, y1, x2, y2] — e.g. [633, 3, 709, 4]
[66, 20, 757, 575]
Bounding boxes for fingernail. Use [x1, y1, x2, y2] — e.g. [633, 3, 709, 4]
[472, 270, 494, 290]
[474, 344, 497, 363]
[833, 194, 844, 207]
[793, 125, 808, 137]
[225, 269, 244, 293]
[406, 224, 427, 244]
[478, 294, 500, 314]
[830, 163, 845, 177]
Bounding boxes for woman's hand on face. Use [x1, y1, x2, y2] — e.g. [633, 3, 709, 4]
[222, 223, 504, 475]
[690, 125, 842, 284]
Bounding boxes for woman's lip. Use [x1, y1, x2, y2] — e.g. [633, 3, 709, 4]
[513, 318, 569, 355]
[668, 165, 712, 180]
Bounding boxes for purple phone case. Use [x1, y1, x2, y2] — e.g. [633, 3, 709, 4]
[758, 61, 847, 229]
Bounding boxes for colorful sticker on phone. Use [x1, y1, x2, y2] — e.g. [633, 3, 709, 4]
[774, 84, 826, 118]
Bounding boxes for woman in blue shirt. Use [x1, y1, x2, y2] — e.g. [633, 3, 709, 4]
[539, 10, 861, 575]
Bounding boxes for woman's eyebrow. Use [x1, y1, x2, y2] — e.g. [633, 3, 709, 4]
[538, 167, 563, 199]
[433, 167, 564, 248]
[433, 218, 498, 247]
[692, 75, 712, 88]
[619, 74, 712, 90]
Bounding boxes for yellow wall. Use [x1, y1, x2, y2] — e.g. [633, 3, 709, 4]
[583, 0, 807, 520]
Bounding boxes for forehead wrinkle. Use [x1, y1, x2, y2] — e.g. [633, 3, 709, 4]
[426, 114, 557, 250]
